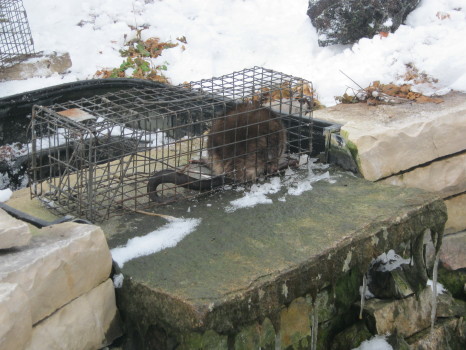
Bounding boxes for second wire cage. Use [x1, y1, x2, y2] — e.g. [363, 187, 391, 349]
[29, 67, 314, 222]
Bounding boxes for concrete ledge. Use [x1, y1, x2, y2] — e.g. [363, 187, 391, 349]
[108, 172, 447, 347]
[0, 222, 112, 324]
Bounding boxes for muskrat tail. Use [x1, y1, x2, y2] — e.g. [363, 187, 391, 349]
[147, 169, 233, 203]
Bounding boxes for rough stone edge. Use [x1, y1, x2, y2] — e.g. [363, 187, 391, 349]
[0, 222, 112, 324]
[25, 279, 122, 350]
[117, 196, 447, 334]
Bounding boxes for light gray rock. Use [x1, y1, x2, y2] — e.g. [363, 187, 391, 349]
[0, 283, 32, 350]
[313, 92, 466, 181]
[0, 208, 31, 249]
[25, 279, 122, 350]
[381, 153, 466, 198]
[444, 194, 466, 234]
[0, 222, 112, 324]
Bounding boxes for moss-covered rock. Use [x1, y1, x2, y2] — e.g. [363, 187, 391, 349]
[330, 321, 372, 350]
[438, 267, 466, 300]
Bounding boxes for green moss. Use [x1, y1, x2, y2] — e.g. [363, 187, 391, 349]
[178, 330, 228, 350]
[330, 321, 372, 350]
[438, 267, 466, 300]
[234, 323, 260, 350]
[259, 318, 276, 350]
[334, 268, 362, 312]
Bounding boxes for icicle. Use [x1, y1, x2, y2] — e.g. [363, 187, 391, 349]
[311, 303, 318, 350]
[359, 273, 367, 320]
[431, 253, 440, 331]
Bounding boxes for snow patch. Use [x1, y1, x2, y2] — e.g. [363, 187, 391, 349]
[427, 279, 447, 295]
[352, 335, 393, 350]
[111, 217, 201, 268]
[225, 158, 335, 212]
[112, 273, 124, 288]
[0, 188, 13, 202]
[0, 0, 464, 107]
[372, 249, 411, 272]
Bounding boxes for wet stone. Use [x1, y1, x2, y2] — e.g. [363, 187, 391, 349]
[279, 297, 312, 349]
[106, 172, 447, 349]
[406, 317, 466, 349]
[330, 321, 372, 350]
[363, 287, 433, 337]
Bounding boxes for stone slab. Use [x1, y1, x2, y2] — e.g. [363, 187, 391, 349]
[445, 193, 466, 234]
[106, 171, 447, 334]
[0, 222, 112, 324]
[0, 283, 32, 350]
[0, 208, 31, 249]
[380, 152, 466, 196]
[313, 91, 466, 181]
[25, 279, 122, 350]
[0, 51, 72, 81]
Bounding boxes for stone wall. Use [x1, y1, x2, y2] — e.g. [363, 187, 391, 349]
[314, 91, 466, 248]
[0, 210, 122, 350]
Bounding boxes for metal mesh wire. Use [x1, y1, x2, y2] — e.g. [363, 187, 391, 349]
[0, 0, 35, 69]
[29, 67, 314, 222]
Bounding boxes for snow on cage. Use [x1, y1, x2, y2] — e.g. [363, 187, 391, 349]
[28, 67, 314, 222]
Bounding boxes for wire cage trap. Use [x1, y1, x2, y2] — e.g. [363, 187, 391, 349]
[0, 0, 35, 69]
[29, 67, 314, 222]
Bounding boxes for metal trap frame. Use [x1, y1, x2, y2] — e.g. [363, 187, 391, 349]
[0, 0, 35, 69]
[29, 67, 314, 222]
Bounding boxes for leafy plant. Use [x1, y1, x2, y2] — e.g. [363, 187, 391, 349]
[95, 27, 184, 83]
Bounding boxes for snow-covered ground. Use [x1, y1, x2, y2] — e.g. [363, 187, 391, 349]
[1, 0, 465, 107]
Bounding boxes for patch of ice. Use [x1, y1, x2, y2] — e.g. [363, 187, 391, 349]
[111, 217, 201, 268]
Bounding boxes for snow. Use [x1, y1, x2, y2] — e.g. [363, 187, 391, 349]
[0, 0, 465, 107]
[352, 335, 393, 350]
[427, 279, 447, 295]
[371, 249, 412, 272]
[111, 217, 201, 267]
[0, 188, 13, 202]
[225, 158, 335, 212]
[112, 273, 124, 289]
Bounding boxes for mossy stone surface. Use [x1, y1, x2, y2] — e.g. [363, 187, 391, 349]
[108, 171, 446, 343]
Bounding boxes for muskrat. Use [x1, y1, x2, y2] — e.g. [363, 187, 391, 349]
[147, 103, 289, 202]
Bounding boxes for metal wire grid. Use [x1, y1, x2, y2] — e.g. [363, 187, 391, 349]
[29, 68, 313, 222]
[0, 0, 35, 69]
